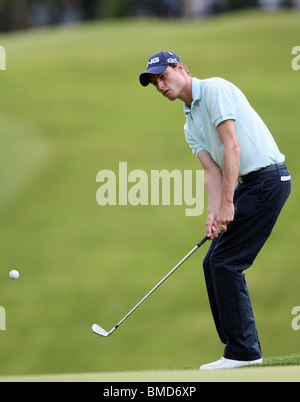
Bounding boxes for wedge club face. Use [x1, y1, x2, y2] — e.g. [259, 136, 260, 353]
[92, 324, 117, 337]
[92, 324, 108, 336]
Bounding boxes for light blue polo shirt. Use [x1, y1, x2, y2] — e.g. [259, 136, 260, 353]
[184, 77, 285, 176]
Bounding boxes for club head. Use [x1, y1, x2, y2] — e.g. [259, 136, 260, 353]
[92, 324, 109, 337]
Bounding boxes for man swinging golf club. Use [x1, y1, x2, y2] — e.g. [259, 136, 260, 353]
[139, 51, 291, 370]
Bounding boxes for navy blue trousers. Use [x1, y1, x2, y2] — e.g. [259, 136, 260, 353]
[203, 163, 291, 361]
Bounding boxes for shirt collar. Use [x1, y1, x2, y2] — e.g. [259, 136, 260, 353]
[184, 77, 202, 115]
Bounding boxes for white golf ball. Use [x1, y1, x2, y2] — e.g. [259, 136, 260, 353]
[9, 270, 19, 280]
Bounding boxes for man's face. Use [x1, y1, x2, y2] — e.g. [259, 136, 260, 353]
[149, 65, 186, 101]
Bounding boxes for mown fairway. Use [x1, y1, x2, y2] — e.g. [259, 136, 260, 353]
[0, 10, 299, 377]
[1, 365, 300, 382]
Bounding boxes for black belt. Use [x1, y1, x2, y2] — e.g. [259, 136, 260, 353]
[238, 163, 286, 184]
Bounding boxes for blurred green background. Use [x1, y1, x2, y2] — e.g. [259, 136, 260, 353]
[0, 6, 300, 376]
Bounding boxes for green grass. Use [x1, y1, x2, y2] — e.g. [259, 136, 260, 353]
[1, 356, 300, 382]
[0, 10, 299, 377]
[262, 353, 300, 367]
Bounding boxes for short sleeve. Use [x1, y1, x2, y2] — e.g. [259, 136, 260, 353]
[184, 123, 205, 158]
[203, 80, 237, 128]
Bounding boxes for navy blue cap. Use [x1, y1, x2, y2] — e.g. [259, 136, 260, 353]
[139, 51, 182, 87]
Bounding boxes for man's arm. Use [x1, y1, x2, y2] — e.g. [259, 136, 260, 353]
[197, 149, 223, 239]
[217, 119, 240, 233]
[198, 120, 240, 239]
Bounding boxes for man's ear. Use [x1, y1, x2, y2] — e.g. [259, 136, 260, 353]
[176, 62, 185, 75]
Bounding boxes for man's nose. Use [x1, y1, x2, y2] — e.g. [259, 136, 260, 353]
[157, 81, 164, 92]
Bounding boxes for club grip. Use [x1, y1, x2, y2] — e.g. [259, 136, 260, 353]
[197, 235, 209, 248]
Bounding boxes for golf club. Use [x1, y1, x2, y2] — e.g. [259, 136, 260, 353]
[92, 235, 209, 337]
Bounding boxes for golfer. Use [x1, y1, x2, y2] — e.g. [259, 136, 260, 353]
[139, 51, 291, 370]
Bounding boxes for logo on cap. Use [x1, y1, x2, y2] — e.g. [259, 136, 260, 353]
[148, 57, 160, 66]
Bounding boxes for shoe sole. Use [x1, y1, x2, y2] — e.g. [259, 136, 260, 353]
[199, 358, 263, 371]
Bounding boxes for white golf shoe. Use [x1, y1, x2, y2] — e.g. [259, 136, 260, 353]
[199, 356, 263, 370]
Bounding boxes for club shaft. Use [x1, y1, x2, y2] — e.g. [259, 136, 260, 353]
[114, 235, 208, 330]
